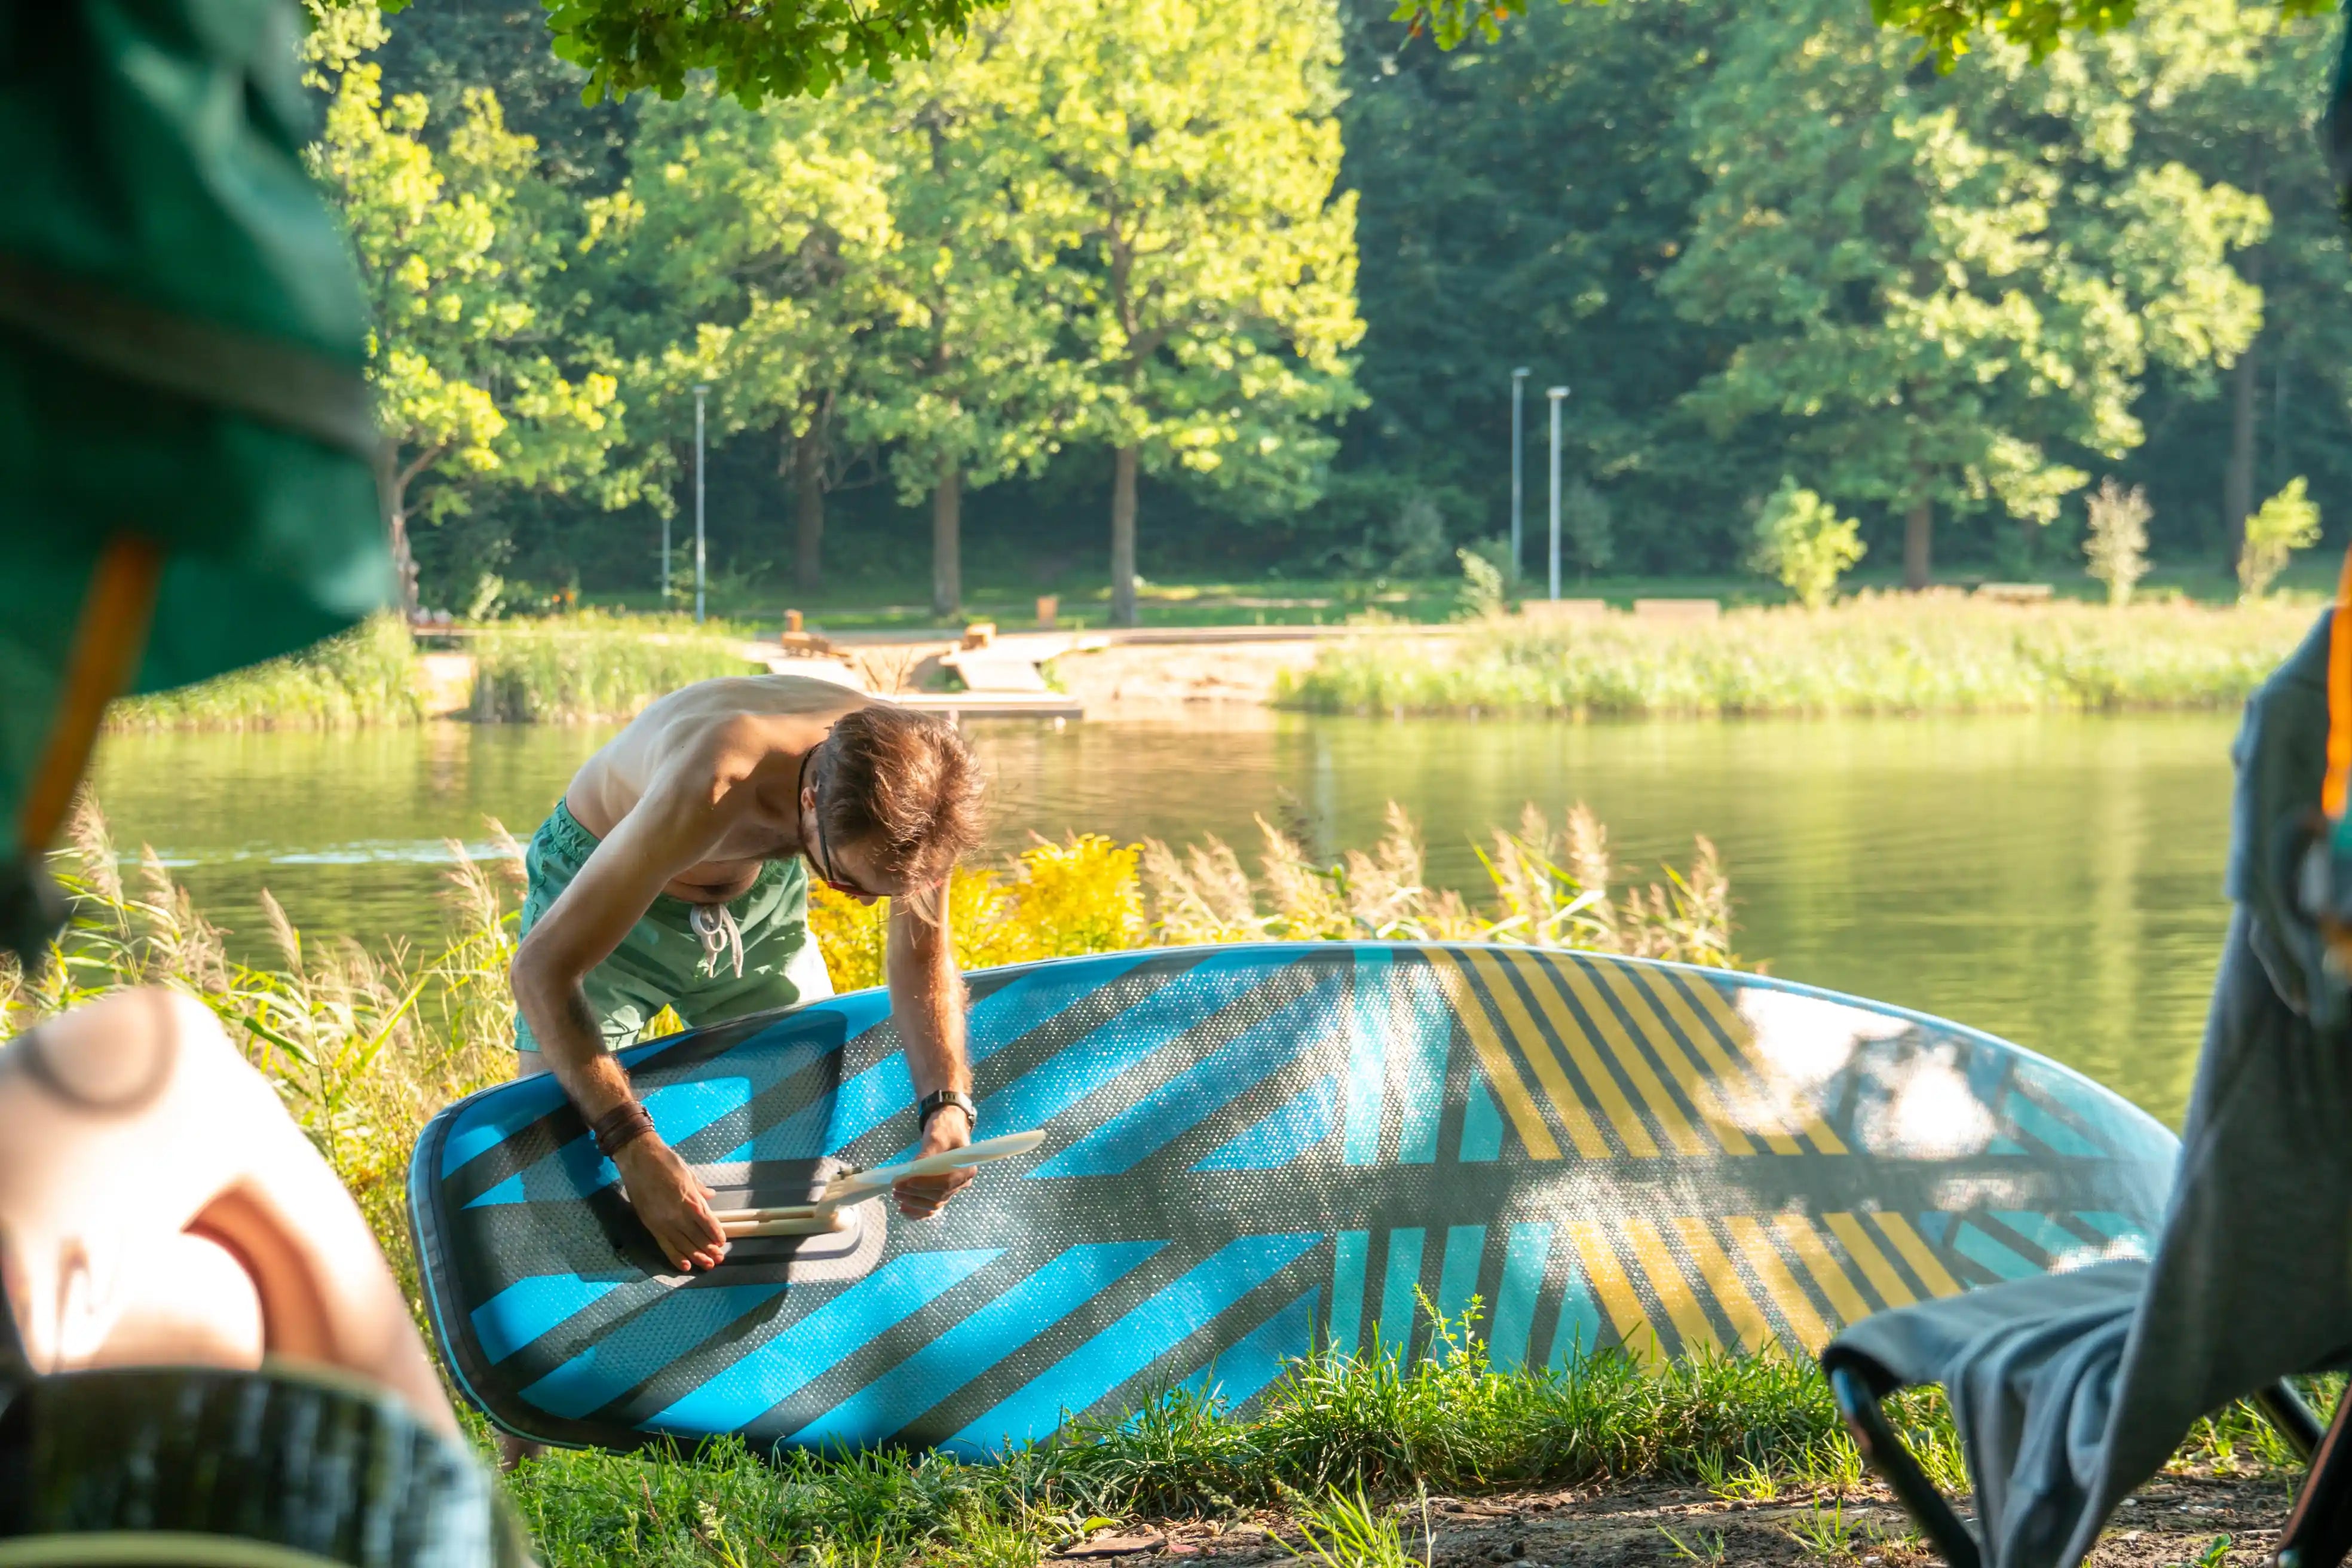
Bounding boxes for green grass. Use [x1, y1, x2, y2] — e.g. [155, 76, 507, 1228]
[1285, 595, 2324, 718]
[105, 615, 426, 731]
[465, 612, 768, 722]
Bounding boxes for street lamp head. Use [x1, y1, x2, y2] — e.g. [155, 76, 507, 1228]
[1546, 385, 1569, 400]
[694, 383, 711, 397]
[1512, 366, 1530, 379]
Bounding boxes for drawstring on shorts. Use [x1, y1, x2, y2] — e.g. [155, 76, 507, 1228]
[691, 902, 745, 980]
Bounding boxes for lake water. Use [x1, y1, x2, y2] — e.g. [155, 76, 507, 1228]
[86, 710, 2244, 1127]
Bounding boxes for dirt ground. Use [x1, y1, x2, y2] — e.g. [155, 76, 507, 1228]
[1044, 641, 1325, 713]
[1063, 1470, 2299, 1568]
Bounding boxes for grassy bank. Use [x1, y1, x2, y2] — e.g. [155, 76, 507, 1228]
[1284, 597, 2322, 718]
[467, 614, 765, 723]
[106, 615, 427, 730]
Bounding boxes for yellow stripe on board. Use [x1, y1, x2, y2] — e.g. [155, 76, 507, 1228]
[1677, 976, 1850, 1155]
[1627, 969, 1804, 1156]
[1668, 1217, 1775, 1354]
[1543, 960, 1712, 1157]
[1565, 1219, 1661, 1362]
[1869, 1212, 1966, 1298]
[1591, 964, 1757, 1156]
[1823, 1213, 1918, 1310]
[1423, 952, 1563, 1160]
[1619, 1216, 1722, 1353]
[1462, 950, 1618, 1158]
[1772, 1214, 1873, 1327]
[1506, 953, 1662, 1158]
[1725, 1217, 1833, 1352]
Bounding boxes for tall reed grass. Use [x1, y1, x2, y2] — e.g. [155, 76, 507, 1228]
[1285, 596, 2320, 718]
[105, 614, 426, 731]
[467, 612, 765, 723]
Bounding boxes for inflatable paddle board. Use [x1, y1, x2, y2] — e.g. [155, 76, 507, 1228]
[409, 943, 2178, 1456]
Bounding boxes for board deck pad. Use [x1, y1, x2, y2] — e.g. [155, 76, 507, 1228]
[409, 943, 2178, 1456]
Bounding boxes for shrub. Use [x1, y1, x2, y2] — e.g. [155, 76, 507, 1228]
[2240, 477, 2322, 602]
[1749, 479, 1864, 610]
[2083, 477, 2152, 608]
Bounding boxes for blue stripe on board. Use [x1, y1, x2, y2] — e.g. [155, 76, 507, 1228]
[1546, 1258, 1606, 1370]
[1377, 1229, 1427, 1355]
[947, 1232, 1323, 1455]
[471, 1275, 621, 1365]
[1992, 1211, 2102, 1267]
[1459, 1073, 1503, 1163]
[1329, 1230, 1369, 1355]
[469, 1079, 754, 1206]
[1488, 1224, 1553, 1371]
[969, 960, 1153, 1059]
[1193, 1073, 1340, 1171]
[984, 954, 1281, 1160]
[789, 1242, 1165, 1450]
[466, 1173, 526, 1209]
[651, 1251, 1000, 1435]
[1036, 970, 1350, 1178]
[2002, 1092, 2102, 1159]
[1913, 1212, 1952, 1247]
[1393, 966, 1451, 1165]
[1177, 1288, 1321, 1413]
[1950, 1221, 2039, 1281]
[1436, 1226, 1488, 1323]
[440, 1075, 571, 1177]
[1344, 951, 1389, 1165]
[2074, 1210, 2139, 1241]
[519, 1282, 787, 1421]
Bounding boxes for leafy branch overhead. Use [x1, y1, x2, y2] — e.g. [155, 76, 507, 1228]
[1389, 0, 2332, 65]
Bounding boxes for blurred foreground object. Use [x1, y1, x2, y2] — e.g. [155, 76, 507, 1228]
[0, 988, 529, 1564]
[0, 0, 391, 966]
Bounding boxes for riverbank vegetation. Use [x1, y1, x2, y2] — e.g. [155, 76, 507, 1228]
[105, 616, 427, 731]
[1285, 597, 2320, 719]
[1, 801, 2307, 1561]
[466, 614, 764, 722]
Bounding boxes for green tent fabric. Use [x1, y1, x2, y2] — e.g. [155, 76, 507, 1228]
[0, 0, 391, 961]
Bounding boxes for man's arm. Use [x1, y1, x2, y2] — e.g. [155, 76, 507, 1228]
[886, 893, 975, 1219]
[512, 748, 746, 1271]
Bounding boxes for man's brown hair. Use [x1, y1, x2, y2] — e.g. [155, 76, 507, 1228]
[814, 705, 985, 906]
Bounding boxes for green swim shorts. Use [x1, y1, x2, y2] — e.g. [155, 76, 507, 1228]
[513, 799, 834, 1059]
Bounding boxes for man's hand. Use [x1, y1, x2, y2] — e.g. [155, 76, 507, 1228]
[895, 1107, 975, 1220]
[614, 1137, 728, 1272]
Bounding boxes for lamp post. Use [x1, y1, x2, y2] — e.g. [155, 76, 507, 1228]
[1510, 368, 1529, 583]
[1546, 385, 1569, 601]
[693, 384, 710, 624]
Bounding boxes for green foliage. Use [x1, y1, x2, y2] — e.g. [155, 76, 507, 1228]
[1750, 479, 1865, 611]
[1563, 482, 1615, 580]
[1455, 547, 1509, 620]
[1273, 1486, 1428, 1568]
[1287, 596, 2317, 716]
[106, 617, 425, 731]
[467, 614, 764, 722]
[1659, 0, 2266, 583]
[2084, 478, 2154, 607]
[310, 17, 656, 606]
[2239, 476, 2322, 601]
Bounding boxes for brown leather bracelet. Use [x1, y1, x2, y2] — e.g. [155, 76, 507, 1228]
[590, 1100, 656, 1159]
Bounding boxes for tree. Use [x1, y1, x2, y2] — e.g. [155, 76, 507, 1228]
[1563, 480, 1615, 579]
[311, 20, 651, 611]
[1007, 0, 1367, 626]
[838, 38, 1073, 619]
[2240, 474, 2320, 598]
[607, 87, 902, 593]
[1750, 477, 1866, 610]
[2083, 477, 2152, 605]
[1660, 0, 2265, 589]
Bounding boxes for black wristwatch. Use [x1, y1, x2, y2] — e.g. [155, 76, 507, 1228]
[917, 1089, 976, 1133]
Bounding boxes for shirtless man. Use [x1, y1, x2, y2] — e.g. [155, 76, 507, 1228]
[509, 676, 987, 1277]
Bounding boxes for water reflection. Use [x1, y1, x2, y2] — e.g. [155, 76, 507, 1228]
[87, 710, 2239, 1125]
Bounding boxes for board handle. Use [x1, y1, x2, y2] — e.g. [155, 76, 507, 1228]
[702, 1129, 1046, 1232]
